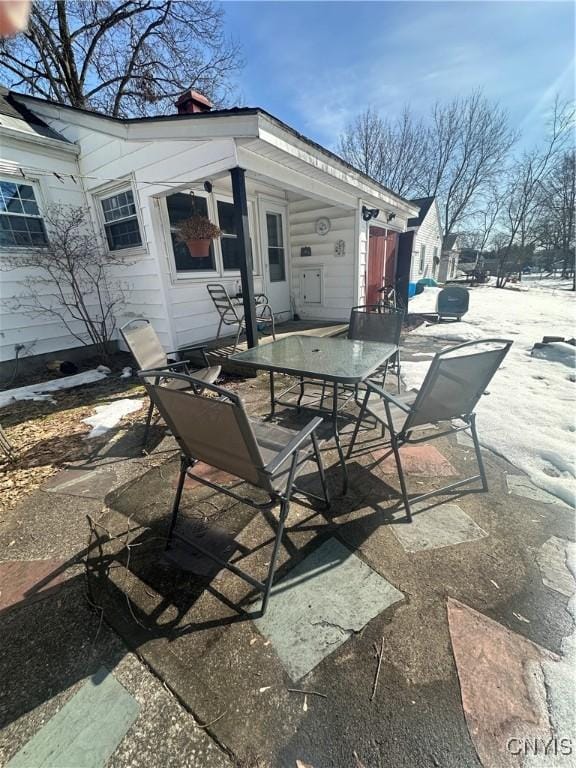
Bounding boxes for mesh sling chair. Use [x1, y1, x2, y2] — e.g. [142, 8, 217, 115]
[120, 319, 221, 448]
[207, 283, 276, 352]
[347, 339, 512, 521]
[348, 305, 404, 392]
[139, 371, 330, 616]
[293, 304, 404, 414]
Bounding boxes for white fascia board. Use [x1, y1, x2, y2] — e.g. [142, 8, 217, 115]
[0, 125, 79, 156]
[15, 94, 260, 143]
[237, 145, 357, 209]
[125, 114, 259, 142]
[257, 115, 418, 217]
[13, 97, 129, 139]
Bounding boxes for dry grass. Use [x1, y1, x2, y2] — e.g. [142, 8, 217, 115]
[0, 376, 147, 516]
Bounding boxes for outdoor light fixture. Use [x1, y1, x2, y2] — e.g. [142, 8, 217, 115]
[362, 206, 380, 222]
[203, 180, 213, 193]
[387, 212, 396, 222]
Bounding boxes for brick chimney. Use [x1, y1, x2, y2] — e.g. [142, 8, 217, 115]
[175, 89, 213, 115]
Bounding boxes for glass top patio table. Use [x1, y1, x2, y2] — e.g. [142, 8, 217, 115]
[231, 335, 397, 383]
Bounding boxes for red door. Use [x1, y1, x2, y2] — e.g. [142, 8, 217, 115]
[366, 227, 398, 305]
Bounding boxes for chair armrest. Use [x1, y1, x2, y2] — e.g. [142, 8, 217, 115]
[140, 360, 190, 375]
[256, 303, 274, 320]
[264, 416, 323, 475]
[366, 380, 412, 412]
[179, 344, 210, 367]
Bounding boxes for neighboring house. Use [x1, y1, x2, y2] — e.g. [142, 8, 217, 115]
[439, 233, 461, 282]
[0, 87, 418, 369]
[396, 196, 443, 302]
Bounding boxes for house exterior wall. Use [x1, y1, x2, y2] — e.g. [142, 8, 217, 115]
[288, 198, 356, 321]
[1, 100, 417, 363]
[409, 204, 443, 282]
[0, 135, 88, 363]
[438, 250, 460, 282]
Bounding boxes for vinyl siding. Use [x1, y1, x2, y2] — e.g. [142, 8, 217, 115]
[409, 203, 443, 282]
[288, 198, 356, 321]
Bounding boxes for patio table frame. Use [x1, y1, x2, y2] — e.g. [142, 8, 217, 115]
[230, 335, 398, 494]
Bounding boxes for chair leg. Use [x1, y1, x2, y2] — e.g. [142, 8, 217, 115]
[347, 387, 370, 458]
[390, 433, 412, 522]
[320, 381, 327, 409]
[470, 414, 488, 491]
[233, 323, 243, 353]
[216, 317, 223, 342]
[396, 350, 401, 393]
[260, 499, 289, 615]
[166, 456, 189, 549]
[312, 432, 330, 509]
[142, 398, 155, 450]
[297, 377, 305, 411]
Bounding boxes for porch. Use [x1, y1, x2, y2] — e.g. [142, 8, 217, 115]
[185, 318, 348, 375]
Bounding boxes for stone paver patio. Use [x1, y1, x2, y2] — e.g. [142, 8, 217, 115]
[1, 335, 574, 768]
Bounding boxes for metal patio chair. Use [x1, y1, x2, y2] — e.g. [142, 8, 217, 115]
[349, 305, 404, 392]
[207, 283, 276, 352]
[120, 319, 221, 448]
[300, 303, 405, 414]
[138, 371, 330, 616]
[347, 338, 512, 521]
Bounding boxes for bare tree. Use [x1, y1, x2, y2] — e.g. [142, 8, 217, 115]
[420, 91, 517, 242]
[339, 92, 516, 237]
[460, 183, 506, 258]
[534, 149, 575, 287]
[2, 205, 127, 360]
[338, 106, 427, 197]
[494, 98, 574, 288]
[0, 0, 242, 117]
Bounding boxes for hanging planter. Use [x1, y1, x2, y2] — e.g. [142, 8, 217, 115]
[176, 206, 221, 258]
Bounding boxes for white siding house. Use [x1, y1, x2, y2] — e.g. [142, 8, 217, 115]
[0, 87, 418, 369]
[405, 197, 443, 282]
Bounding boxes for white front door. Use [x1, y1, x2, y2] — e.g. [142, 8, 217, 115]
[261, 203, 291, 318]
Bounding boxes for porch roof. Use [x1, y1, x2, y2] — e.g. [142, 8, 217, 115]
[12, 90, 418, 217]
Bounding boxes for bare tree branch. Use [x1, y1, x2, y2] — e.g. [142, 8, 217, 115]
[0, 0, 243, 116]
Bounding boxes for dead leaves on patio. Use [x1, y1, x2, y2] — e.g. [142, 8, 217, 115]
[0, 378, 146, 517]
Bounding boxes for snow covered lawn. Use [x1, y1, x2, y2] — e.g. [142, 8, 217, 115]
[405, 283, 576, 507]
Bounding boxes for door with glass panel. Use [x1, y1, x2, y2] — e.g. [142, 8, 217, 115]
[262, 204, 290, 317]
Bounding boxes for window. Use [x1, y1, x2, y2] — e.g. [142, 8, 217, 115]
[0, 180, 47, 248]
[166, 192, 215, 272]
[266, 212, 286, 282]
[419, 243, 426, 273]
[100, 189, 142, 251]
[217, 200, 240, 271]
[432, 246, 439, 276]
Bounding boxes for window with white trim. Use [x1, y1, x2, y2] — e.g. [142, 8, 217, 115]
[0, 179, 47, 248]
[217, 200, 240, 271]
[165, 191, 256, 276]
[100, 189, 142, 251]
[419, 243, 426, 273]
[166, 192, 215, 272]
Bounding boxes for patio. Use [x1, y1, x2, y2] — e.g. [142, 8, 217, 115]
[1, 327, 574, 768]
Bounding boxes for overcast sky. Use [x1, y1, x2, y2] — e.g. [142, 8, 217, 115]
[222, 1, 575, 152]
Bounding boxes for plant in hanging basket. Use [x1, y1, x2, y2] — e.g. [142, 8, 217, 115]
[176, 215, 221, 258]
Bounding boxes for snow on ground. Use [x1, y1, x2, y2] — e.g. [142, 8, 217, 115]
[0, 369, 108, 410]
[405, 283, 576, 507]
[82, 398, 144, 439]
